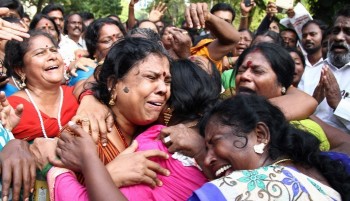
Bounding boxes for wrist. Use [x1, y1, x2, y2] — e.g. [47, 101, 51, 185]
[78, 89, 94, 103]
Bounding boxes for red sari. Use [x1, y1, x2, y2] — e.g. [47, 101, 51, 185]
[8, 86, 79, 141]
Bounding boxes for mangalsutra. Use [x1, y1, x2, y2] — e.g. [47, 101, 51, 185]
[272, 158, 292, 166]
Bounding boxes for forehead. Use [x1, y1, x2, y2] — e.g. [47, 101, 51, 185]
[240, 31, 252, 39]
[290, 52, 301, 60]
[333, 16, 350, 29]
[213, 10, 233, 22]
[48, 10, 63, 17]
[303, 23, 321, 33]
[243, 51, 270, 65]
[99, 24, 122, 36]
[37, 18, 54, 26]
[69, 14, 82, 21]
[133, 54, 170, 73]
[27, 35, 54, 51]
[281, 31, 296, 37]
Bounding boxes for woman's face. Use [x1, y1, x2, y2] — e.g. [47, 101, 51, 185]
[35, 18, 59, 42]
[235, 51, 282, 99]
[112, 54, 171, 126]
[96, 24, 124, 61]
[161, 26, 173, 49]
[289, 52, 304, 87]
[269, 21, 280, 33]
[235, 31, 252, 56]
[21, 35, 64, 87]
[204, 116, 262, 178]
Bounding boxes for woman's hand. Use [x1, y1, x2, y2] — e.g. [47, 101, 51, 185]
[167, 27, 192, 59]
[0, 91, 23, 131]
[29, 138, 61, 170]
[266, 1, 278, 19]
[0, 139, 35, 201]
[106, 140, 170, 188]
[0, 8, 29, 41]
[240, 0, 256, 16]
[56, 121, 97, 172]
[149, 2, 167, 22]
[159, 124, 206, 158]
[68, 57, 97, 77]
[185, 3, 210, 29]
[73, 95, 114, 145]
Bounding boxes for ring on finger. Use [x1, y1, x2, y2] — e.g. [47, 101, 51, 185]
[163, 136, 171, 144]
[81, 118, 89, 122]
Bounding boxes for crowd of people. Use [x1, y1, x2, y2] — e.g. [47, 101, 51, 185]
[0, 0, 350, 200]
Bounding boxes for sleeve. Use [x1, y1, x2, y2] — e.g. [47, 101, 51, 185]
[334, 98, 350, 131]
[47, 167, 89, 201]
[256, 15, 276, 35]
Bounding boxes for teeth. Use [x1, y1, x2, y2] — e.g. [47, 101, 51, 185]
[215, 165, 232, 177]
[152, 102, 162, 106]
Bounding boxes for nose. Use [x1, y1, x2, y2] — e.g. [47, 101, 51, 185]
[237, 69, 251, 82]
[334, 30, 345, 42]
[204, 148, 216, 168]
[155, 80, 169, 96]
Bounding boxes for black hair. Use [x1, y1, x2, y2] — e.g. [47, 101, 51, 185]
[280, 28, 298, 38]
[63, 13, 86, 35]
[85, 18, 127, 59]
[128, 28, 161, 43]
[1, 16, 21, 24]
[285, 46, 306, 69]
[210, 3, 236, 23]
[29, 13, 60, 43]
[79, 12, 94, 21]
[333, 5, 350, 22]
[301, 19, 328, 35]
[199, 94, 350, 200]
[238, 28, 254, 40]
[135, 20, 158, 32]
[92, 37, 169, 106]
[168, 59, 221, 125]
[107, 14, 121, 22]
[4, 30, 58, 78]
[253, 30, 284, 46]
[0, 0, 24, 18]
[235, 42, 295, 90]
[23, 12, 30, 20]
[41, 3, 64, 15]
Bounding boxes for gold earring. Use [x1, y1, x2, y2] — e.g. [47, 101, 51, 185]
[19, 75, 26, 89]
[109, 96, 115, 106]
[163, 107, 173, 126]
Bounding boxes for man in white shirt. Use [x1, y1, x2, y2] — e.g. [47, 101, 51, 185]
[298, 20, 327, 95]
[312, 7, 350, 133]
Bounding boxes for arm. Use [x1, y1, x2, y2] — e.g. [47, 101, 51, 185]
[127, 0, 139, 30]
[56, 122, 126, 201]
[185, 3, 240, 61]
[238, 0, 255, 30]
[256, 2, 278, 35]
[269, 86, 318, 121]
[309, 115, 350, 155]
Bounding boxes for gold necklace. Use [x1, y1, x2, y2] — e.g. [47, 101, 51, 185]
[272, 158, 292, 166]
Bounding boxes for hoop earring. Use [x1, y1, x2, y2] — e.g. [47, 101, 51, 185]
[253, 143, 266, 154]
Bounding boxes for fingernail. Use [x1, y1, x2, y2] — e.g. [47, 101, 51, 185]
[68, 121, 76, 126]
[166, 170, 171, 176]
[197, 25, 201, 29]
[108, 127, 112, 132]
[102, 143, 107, 147]
[157, 180, 163, 186]
[31, 188, 34, 193]
[25, 198, 29, 201]
[3, 196, 8, 201]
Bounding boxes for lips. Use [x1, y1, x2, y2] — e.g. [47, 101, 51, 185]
[237, 86, 256, 95]
[44, 65, 59, 71]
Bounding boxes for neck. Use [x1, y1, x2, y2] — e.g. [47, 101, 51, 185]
[69, 35, 80, 43]
[114, 117, 137, 145]
[307, 50, 322, 65]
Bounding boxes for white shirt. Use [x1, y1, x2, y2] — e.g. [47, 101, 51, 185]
[298, 57, 324, 95]
[314, 59, 350, 133]
[58, 35, 86, 69]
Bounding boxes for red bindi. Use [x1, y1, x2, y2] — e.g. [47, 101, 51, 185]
[247, 61, 252, 68]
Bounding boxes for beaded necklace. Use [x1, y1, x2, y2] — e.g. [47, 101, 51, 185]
[24, 86, 63, 138]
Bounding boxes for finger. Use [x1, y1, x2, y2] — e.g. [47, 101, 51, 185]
[97, 117, 108, 146]
[145, 159, 170, 176]
[1, 164, 12, 201]
[49, 157, 65, 167]
[185, 7, 193, 28]
[196, 4, 205, 29]
[141, 149, 169, 159]
[22, 161, 31, 200]
[140, 174, 157, 188]
[120, 140, 138, 155]
[199, 3, 208, 28]
[80, 118, 91, 137]
[88, 116, 100, 143]
[106, 112, 114, 132]
[11, 164, 22, 201]
[190, 5, 200, 29]
[15, 104, 24, 118]
[77, 65, 90, 72]
[30, 162, 36, 195]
